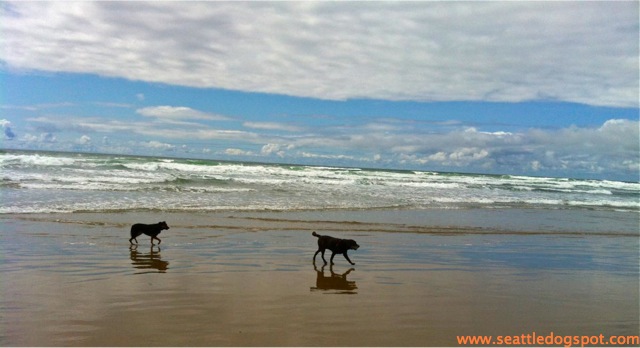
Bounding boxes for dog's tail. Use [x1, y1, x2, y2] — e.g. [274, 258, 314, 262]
[312, 231, 321, 238]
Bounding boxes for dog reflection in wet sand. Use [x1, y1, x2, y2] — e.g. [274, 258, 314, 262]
[130, 245, 169, 273]
[311, 263, 357, 293]
[312, 231, 360, 265]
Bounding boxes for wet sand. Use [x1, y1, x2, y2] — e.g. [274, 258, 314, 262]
[1, 210, 638, 346]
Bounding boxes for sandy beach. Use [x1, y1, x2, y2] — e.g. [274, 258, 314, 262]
[1, 209, 638, 346]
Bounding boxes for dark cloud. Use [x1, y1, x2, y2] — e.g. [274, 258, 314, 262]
[1, 119, 16, 139]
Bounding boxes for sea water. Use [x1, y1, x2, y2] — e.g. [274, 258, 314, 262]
[1, 150, 638, 215]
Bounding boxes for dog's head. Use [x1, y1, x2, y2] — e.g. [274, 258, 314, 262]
[346, 239, 359, 250]
[159, 221, 170, 230]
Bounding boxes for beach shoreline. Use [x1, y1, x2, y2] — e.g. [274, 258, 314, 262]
[1, 208, 638, 346]
[6, 205, 640, 234]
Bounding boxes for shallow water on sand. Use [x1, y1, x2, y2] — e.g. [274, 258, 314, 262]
[1, 211, 638, 346]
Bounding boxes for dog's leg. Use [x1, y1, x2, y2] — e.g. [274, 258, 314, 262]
[313, 249, 321, 263]
[343, 252, 355, 265]
[156, 236, 162, 244]
[130, 231, 139, 244]
[319, 249, 328, 264]
[330, 252, 337, 265]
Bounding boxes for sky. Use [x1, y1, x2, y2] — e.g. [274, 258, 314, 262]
[1, 1, 639, 181]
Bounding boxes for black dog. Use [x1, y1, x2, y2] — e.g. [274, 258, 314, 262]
[129, 221, 169, 245]
[312, 231, 360, 265]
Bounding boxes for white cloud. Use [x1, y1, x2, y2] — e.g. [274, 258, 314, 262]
[449, 148, 489, 162]
[224, 148, 254, 156]
[143, 140, 175, 151]
[298, 151, 356, 161]
[0, 102, 74, 111]
[427, 152, 447, 162]
[26, 115, 257, 143]
[136, 106, 231, 121]
[76, 135, 91, 145]
[22, 134, 38, 143]
[261, 143, 294, 158]
[29, 116, 144, 134]
[267, 118, 638, 179]
[2, 1, 637, 107]
[243, 122, 303, 132]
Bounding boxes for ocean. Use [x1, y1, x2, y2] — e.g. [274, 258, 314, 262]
[2, 149, 638, 215]
[2, 149, 638, 235]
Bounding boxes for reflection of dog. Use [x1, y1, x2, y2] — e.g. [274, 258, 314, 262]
[311, 264, 357, 293]
[130, 245, 169, 272]
[129, 221, 169, 245]
[312, 231, 359, 265]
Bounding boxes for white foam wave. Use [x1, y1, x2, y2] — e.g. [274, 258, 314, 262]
[0, 153, 77, 167]
[2, 151, 639, 214]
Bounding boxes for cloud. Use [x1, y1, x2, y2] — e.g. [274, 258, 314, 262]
[224, 148, 254, 156]
[243, 122, 304, 132]
[298, 151, 356, 161]
[255, 119, 638, 179]
[94, 102, 133, 108]
[25, 115, 263, 145]
[136, 106, 231, 121]
[143, 140, 175, 151]
[40, 133, 56, 143]
[261, 143, 294, 158]
[22, 134, 39, 143]
[1, 119, 16, 139]
[17, 132, 57, 144]
[2, 1, 637, 107]
[29, 116, 138, 134]
[76, 135, 91, 145]
[519, 119, 639, 175]
[0, 102, 74, 111]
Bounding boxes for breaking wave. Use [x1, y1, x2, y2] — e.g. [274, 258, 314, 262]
[1, 150, 638, 214]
